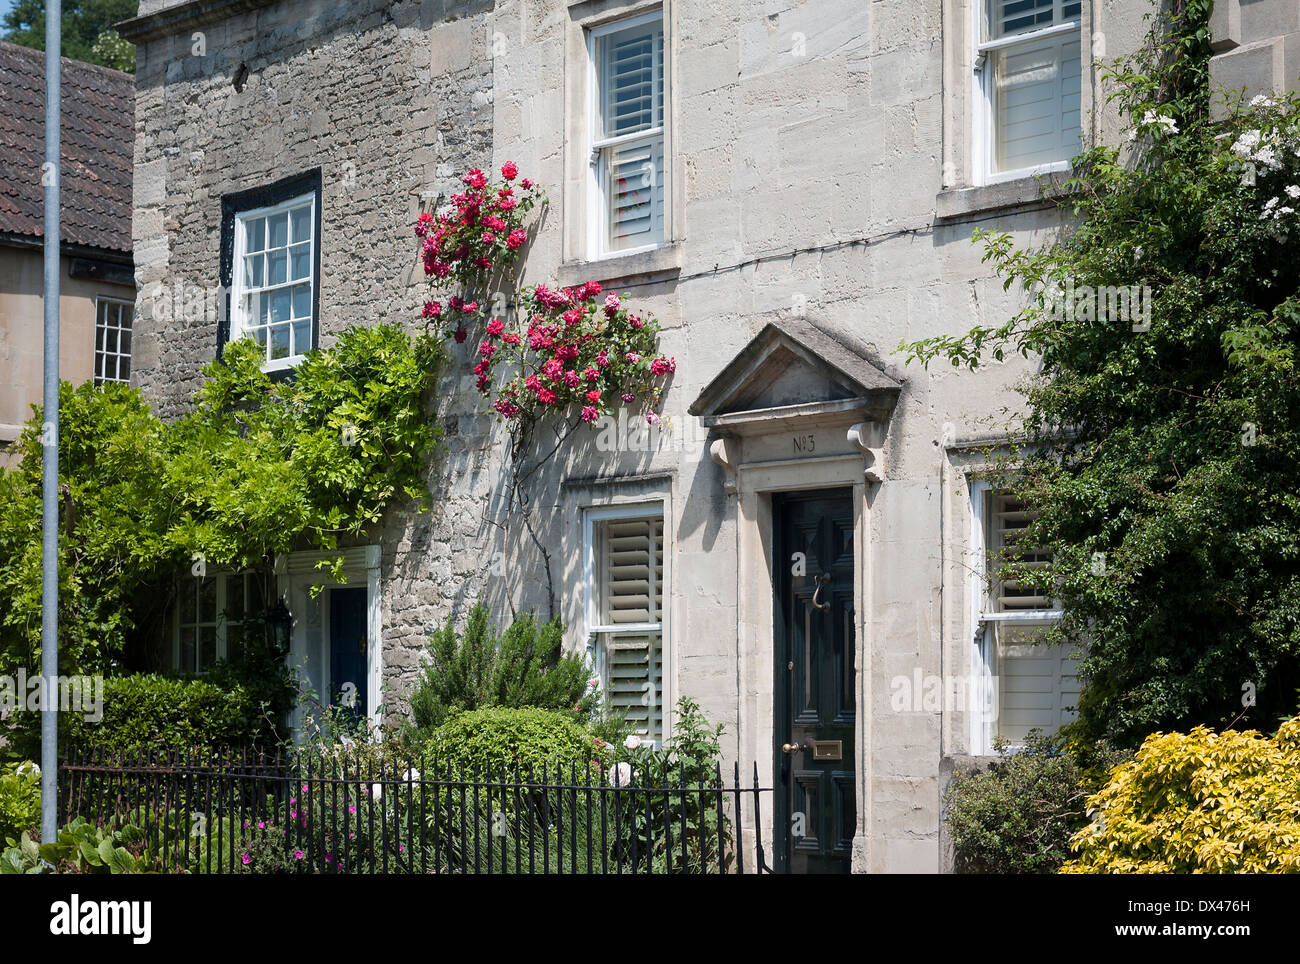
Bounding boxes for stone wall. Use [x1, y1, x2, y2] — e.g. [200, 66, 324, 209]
[1211, 0, 1300, 113]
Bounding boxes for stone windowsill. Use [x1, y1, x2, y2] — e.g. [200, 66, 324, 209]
[555, 242, 683, 288]
[935, 173, 1074, 222]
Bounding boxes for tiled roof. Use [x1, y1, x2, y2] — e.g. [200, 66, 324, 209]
[0, 40, 134, 256]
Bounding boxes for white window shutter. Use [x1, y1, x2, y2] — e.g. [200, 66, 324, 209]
[994, 623, 1080, 744]
[994, 34, 1082, 172]
[991, 493, 1053, 611]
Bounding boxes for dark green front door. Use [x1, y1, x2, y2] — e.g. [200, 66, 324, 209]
[774, 489, 856, 873]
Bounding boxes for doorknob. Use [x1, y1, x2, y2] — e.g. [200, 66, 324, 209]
[782, 742, 804, 754]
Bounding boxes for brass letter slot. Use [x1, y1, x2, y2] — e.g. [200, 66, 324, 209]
[812, 740, 842, 761]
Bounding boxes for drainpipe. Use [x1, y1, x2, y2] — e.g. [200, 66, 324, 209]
[41, 0, 62, 845]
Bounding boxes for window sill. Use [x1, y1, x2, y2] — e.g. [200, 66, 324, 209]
[556, 242, 682, 289]
[935, 172, 1074, 222]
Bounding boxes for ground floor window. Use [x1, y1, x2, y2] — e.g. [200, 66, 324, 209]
[583, 504, 665, 745]
[174, 570, 267, 674]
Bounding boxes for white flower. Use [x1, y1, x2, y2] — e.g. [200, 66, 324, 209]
[1284, 185, 1300, 199]
[1249, 94, 1275, 109]
[623, 734, 642, 751]
[608, 762, 634, 787]
[1231, 130, 1262, 160]
[1142, 110, 1179, 136]
[16, 761, 39, 777]
[402, 767, 420, 783]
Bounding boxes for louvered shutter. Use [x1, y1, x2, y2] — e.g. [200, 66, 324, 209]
[596, 19, 665, 252]
[993, 623, 1080, 744]
[990, 492, 1053, 611]
[594, 515, 664, 743]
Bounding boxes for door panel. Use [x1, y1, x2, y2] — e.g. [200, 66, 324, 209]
[329, 587, 368, 725]
[774, 489, 856, 874]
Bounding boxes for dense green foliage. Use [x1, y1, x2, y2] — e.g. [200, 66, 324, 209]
[0, 762, 42, 842]
[0, 326, 443, 678]
[903, 0, 1300, 745]
[424, 706, 603, 777]
[2, 0, 137, 71]
[407, 604, 600, 737]
[1063, 714, 1300, 873]
[943, 732, 1127, 874]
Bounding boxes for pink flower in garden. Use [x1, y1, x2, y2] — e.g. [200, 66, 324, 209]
[483, 215, 507, 232]
[503, 333, 521, 346]
[422, 301, 442, 318]
[604, 293, 621, 314]
[585, 281, 602, 297]
[475, 256, 492, 270]
[486, 318, 505, 338]
[588, 678, 599, 688]
[521, 178, 534, 189]
[494, 400, 521, 418]
[501, 161, 519, 180]
[481, 231, 497, 245]
[506, 228, 526, 249]
[586, 390, 601, 404]
[538, 388, 558, 405]
[629, 315, 644, 329]
[473, 359, 489, 376]
[625, 352, 641, 364]
[584, 366, 599, 382]
[499, 198, 517, 213]
[257, 821, 266, 830]
[463, 301, 479, 313]
[564, 370, 581, 388]
[478, 341, 496, 359]
[646, 411, 661, 426]
[621, 393, 635, 403]
[596, 350, 609, 368]
[476, 375, 491, 393]
[562, 309, 583, 326]
[454, 327, 468, 344]
[464, 168, 488, 188]
[241, 853, 252, 866]
[348, 805, 356, 815]
[294, 849, 305, 860]
[581, 406, 599, 423]
[525, 375, 542, 394]
[542, 359, 563, 380]
[556, 343, 578, 362]
[448, 296, 464, 311]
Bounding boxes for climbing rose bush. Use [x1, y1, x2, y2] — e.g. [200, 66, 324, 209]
[415, 162, 543, 329]
[416, 164, 674, 427]
[474, 281, 674, 425]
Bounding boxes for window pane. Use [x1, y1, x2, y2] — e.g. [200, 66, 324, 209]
[292, 320, 311, 355]
[246, 255, 264, 288]
[118, 356, 131, 382]
[245, 217, 265, 253]
[180, 628, 196, 674]
[606, 135, 664, 251]
[268, 249, 288, 286]
[994, 35, 1081, 172]
[992, 0, 1057, 38]
[120, 330, 132, 355]
[199, 626, 217, 671]
[270, 325, 290, 359]
[227, 575, 245, 620]
[292, 284, 311, 319]
[198, 576, 217, 622]
[270, 288, 291, 323]
[119, 305, 133, 331]
[104, 328, 118, 354]
[290, 243, 310, 281]
[290, 205, 311, 243]
[602, 631, 662, 743]
[254, 327, 268, 349]
[180, 582, 196, 624]
[268, 211, 289, 248]
[599, 22, 662, 137]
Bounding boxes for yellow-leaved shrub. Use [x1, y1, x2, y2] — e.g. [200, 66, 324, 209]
[1062, 717, 1300, 873]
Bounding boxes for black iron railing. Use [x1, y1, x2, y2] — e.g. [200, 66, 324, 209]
[59, 749, 773, 874]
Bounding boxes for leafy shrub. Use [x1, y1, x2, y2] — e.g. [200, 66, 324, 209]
[425, 706, 604, 778]
[944, 731, 1127, 874]
[0, 761, 41, 841]
[57, 674, 263, 757]
[1, 817, 159, 874]
[1062, 716, 1300, 873]
[407, 605, 599, 737]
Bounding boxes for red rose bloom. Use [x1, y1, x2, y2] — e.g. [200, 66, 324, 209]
[586, 390, 601, 404]
[501, 161, 518, 181]
[581, 406, 599, 423]
[506, 228, 527, 249]
[503, 333, 522, 345]
[486, 318, 505, 338]
[538, 389, 558, 405]
[454, 327, 468, 344]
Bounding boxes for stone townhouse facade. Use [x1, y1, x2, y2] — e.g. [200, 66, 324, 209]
[114, 0, 1270, 873]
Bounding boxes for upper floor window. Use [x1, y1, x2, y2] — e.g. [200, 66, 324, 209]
[220, 170, 321, 372]
[976, 0, 1082, 180]
[93, 297, 133, 386]
[583, 504, 666, 745]
[588, 12, 666, 257]
[969, 483, 1078, 753]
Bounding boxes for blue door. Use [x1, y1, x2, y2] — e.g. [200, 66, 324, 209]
[329, 587, 368, 725]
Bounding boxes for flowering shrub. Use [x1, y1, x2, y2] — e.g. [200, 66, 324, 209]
[416, 164, 675, 431]
[475, 281, 674, 427]
[415, 163, 543, 331]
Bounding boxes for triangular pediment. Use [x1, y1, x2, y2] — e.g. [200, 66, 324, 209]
[688, 319, 900, 427]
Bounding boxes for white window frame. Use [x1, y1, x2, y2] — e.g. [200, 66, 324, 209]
[972, 0, 1082, 185]
[229, 191, 317, 372]
[585, 10, 668, 261]
[173, 570, 264, 675]
[582, 501, 669, 747]
[93, 296, 134, 386]
[967, 480, 1069, 754]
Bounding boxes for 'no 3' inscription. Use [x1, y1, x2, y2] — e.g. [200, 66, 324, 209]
[793, 434, 816, 453]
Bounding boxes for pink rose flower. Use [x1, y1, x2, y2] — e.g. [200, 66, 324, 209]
[501, 161, 518, 180]
[581, 406, 599, 422]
